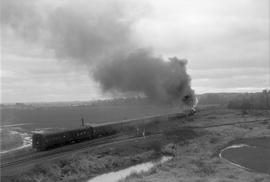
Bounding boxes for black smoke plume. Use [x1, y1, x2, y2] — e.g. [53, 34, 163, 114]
[93, 49, 195, 104]
[1, 0, 195, 105]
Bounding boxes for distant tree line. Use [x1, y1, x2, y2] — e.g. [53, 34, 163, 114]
[227, 89, 270, 110]
[198, 93, 241, 105]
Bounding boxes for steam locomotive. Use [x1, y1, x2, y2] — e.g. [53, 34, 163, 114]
[32, 109, 197, 151]
[32, 125, 116, 151]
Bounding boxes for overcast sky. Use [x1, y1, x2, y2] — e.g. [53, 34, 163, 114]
[1, 0, 269, 103]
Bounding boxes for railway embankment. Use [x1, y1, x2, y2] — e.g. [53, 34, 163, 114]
[2, 107, 270, 182]
[2, 126, 199, 182]
[1, 110, 200, 182]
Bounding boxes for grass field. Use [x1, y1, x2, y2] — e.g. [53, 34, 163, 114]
[0, 100, 182, 152]
[1, 102, 181, 130]
[2, 102, 270, 182]
[2, 106, 270, 182]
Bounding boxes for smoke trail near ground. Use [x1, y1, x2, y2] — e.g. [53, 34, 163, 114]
[1, 0, 195, 105]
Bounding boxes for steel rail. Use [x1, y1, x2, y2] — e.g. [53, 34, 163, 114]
[0, 133, 162, 169]
[1, 115, 269, 170]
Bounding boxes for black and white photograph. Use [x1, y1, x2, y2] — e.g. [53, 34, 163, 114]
[1, 0, 270, 181]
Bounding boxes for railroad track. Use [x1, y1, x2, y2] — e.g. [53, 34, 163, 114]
[0, 133, 162, 170]
[0, 134, 121, 169]
[1, 116, 269, 172]
[0, 133, 124, 161]
[0, 111, 187, 172]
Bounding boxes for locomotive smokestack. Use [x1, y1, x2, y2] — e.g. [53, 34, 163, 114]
[192, 97, 199, 110]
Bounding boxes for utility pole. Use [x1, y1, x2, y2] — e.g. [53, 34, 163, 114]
[81, 117, 85, 127]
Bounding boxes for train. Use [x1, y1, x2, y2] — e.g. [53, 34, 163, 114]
[32, 125, 116, 151]
[188, 108, 196, 116]
[32, 110, 196, 151]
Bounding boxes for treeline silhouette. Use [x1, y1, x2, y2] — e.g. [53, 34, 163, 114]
[227, 90, 270, 110]
[198, 93, 239, 105]
[198, 89, 270, 110]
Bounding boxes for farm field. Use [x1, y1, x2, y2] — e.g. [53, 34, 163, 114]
[0, 100, 181, 153]
[1, 106, 270, 182]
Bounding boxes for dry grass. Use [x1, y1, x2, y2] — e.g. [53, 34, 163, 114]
[3, 108, 270, 182]
[191, 159, 217, 177]
[7, 151, 156, 182]
[116, 108, 270, 182]
[163, 127, 199, 143]
[6, 136, 168, 182]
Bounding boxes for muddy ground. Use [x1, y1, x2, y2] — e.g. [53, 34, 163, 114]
[2, 106, 270, 182]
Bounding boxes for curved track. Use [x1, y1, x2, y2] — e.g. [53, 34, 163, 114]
[1, 133, 162, 175]
[1, 115, 269, 175]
